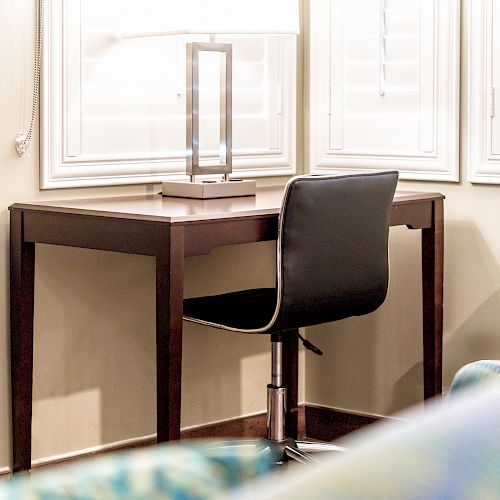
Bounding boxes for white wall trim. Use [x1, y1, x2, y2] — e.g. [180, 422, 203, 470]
[30, 434, 156, 468]
[305, 402, 401, 421]
[0, 435, 156, 474]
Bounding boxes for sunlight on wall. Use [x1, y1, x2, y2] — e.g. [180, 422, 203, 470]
[32, 389, 102, 461]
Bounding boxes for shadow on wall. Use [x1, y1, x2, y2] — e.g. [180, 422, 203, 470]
[31, 241, 275, 461]
[305, 226, 423, 417]
[442, 220, 500, 384]
[304, 316, 380, 413]
[391, 362, 424, 410]
[183, 240, 276, 426]
[306, 219, 500, 415]
[33, 244, 157, 460]
[182, 323, 270, 426]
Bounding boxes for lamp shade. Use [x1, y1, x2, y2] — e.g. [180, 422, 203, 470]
[178, 0, 299, 34]
[121, 0, 299, 37]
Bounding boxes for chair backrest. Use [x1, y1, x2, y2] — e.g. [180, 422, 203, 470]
[271, 171, 399, 332]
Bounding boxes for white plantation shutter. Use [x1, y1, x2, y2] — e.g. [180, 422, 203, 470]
[489, 1, 500, 156]
[468, 0, 500, 183]
[42, 0, 297, 188]
[310, 0, 459, 181]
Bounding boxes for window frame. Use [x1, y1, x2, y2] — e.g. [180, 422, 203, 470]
[468, 0, 500, 184]
[40, 0, 297, 189]
[309, 0, 460, 182]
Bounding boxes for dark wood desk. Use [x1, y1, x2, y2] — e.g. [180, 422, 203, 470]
[9, 187, 444, 472]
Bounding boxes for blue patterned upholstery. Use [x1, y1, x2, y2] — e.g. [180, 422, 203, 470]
[450, 359, 500, 394]
[0, 440, 276, 499]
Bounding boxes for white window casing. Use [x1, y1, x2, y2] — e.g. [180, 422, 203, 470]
[41, 0, 297, 189]
[468, 0, 500, 184]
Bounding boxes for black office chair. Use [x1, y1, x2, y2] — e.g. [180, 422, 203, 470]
[184, 171, 399, 464]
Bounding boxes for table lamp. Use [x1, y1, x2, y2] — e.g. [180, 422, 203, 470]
[124, 0, 299, 199]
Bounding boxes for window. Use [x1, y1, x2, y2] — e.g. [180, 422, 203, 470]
[41, 0, 297, 188]
[468, 0, 500, 184]
[309, 0, 460, 181]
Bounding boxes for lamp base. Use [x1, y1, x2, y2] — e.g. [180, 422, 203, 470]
[162, 179, 256, 199]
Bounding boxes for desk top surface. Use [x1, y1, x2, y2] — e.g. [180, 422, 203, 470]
[10, 186, 444, 224]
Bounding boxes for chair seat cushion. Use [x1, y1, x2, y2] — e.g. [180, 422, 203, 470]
[184, 288, 277, 331]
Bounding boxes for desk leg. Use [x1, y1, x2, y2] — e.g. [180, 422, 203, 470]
[156, 225, 184, 442]
[421, 199, 444, 399]
[10, 211, 35, 472]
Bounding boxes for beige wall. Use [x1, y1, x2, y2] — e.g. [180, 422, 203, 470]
[1, 0, 499, 472]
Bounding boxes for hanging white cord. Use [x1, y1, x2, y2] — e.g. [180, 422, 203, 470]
[16, 0, 44, 158]
[378, 0, 386, 97]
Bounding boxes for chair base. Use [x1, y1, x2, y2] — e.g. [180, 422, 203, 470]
[266, 437, 347, 466]
[265, 338, 347, 465]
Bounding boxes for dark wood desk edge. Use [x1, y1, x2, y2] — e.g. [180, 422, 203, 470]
[10, 196, 439, 258]
[391, 192, 444, 205]
[8, 203, 282, 225]
[8, 191, 444, 225]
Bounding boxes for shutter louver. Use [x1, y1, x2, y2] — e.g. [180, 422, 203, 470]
[311, 0, 459, 182]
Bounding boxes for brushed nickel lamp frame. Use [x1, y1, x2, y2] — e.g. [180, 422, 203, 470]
[162, 37, 256, 199]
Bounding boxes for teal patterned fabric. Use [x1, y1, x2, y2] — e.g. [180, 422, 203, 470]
[231, 380, 500, 499]
[450, 359, 500, 394]
[0, 440, 276, 499]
